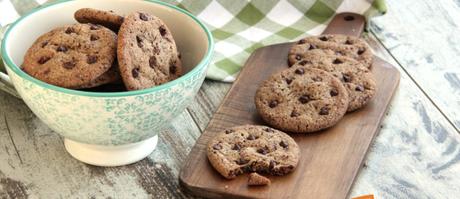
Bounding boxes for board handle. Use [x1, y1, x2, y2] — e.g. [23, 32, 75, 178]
[322, 12, 365, 37]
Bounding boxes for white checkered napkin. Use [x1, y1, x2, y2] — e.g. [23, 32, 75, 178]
[0, 0, 386, 83]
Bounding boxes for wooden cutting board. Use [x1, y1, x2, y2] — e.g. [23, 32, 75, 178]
[180, 13, 400, 199]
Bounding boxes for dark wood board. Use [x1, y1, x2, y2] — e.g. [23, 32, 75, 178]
[180, 13, 400, 199]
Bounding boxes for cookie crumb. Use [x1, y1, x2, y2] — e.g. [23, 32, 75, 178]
[248, 173, 270, 186]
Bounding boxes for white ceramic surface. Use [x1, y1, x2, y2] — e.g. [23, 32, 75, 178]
[1, 0, 214, 166]
[64, 136, 158, 167]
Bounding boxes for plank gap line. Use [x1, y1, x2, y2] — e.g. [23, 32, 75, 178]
[3, 115, 23, 164]
[185, 108, 204, 133]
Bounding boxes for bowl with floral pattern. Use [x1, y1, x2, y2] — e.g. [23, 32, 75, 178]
[0, 0, 213, 166]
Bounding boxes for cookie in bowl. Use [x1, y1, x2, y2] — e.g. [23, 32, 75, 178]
[22, 23, 117, 89]
[117, 12, 182, 91]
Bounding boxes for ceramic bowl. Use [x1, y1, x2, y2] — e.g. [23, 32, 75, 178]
[1, 0, 213, 166]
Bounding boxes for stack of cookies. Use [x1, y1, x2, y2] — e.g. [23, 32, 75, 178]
[22, 8, 182, 91]
[256, 34, 377, 133]
[206, 34, 377, 186]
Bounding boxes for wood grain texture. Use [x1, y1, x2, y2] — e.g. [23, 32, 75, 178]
[179, 14, 400, 199]
[0, 92, 200, 198]
[348, 33, 460, 199]
[1, 6, 460, 198]
[370, 0, 460, 130]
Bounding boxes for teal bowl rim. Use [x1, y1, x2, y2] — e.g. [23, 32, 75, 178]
[1, 0, 214, 97]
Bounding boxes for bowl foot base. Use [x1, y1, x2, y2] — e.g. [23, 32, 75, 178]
[64, 136, 158, 167]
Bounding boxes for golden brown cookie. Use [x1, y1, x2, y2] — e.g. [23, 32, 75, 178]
[117, 12, 182, 91]
[288, 34, 373, 68]
[255, 68, 349, 133]
[291, 49, 377, 112]
[207, 125, 299, 179]
[74, 8, 124, 32]
[22, 24, 117, 88]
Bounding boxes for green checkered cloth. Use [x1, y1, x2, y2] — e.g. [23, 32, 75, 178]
[0, 0, 386, 82]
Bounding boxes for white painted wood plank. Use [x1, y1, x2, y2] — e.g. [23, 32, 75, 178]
[370, 0, 460, 130]
[349, 33, 460, 199]
[0, 91, 201, 198]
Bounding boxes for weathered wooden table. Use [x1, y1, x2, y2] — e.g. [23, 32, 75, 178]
[1, 0, 460, 198]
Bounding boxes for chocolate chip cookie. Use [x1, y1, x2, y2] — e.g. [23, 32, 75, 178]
[22, 23, 117, 88]
[291, 49, 377, 112]
[288, 34, 373, 68]
[255, 68, 349, 133]
[117, 12, 182, 90]
[72, 62, 121, 89]
[207, 125, 299, 179]
[74, 8, 124, 32]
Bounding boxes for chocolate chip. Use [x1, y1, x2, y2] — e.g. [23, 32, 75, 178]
[333, 58, 343, 64]
[149, 56, 157, 68]
[212, 143, 222, 150]
[290, 110, 300, 117]
[309, 44, 317, 50]
[136, 36, 143, 48]
[355, 85, 364, 91]
[225, 129, 234, 134]
[298, 60, 311, 66]
[279, 141, 288, 148]
[242, 165, 252, 173]
[298, 95, 310, 104]
[257, 147, 269, 155]
[319, 107, 330, 115]
[41, 41, 48, 48]
[285, 78, 293, 85]
[139, 13, 148, 21]
[65, 27, 74, 34]
[89, 24, 99, 30]
[90, 35, 99, 41]
[264, 128, 274, 133]
[298, 39, 306, 44]
[87, 55, 97, 64]
[38, 56, 51, 64]
[159, 26, 167, 37]
[269, 160, 276, 170]
[269, 100, 278, 108]
[56, 45, 68, 52]
[295, 68, 304, 75]
[63, 61, 76, 69]
[345, 40, 353, 45]
[236, 158, 249, 165]
[357, 49, 365, 55]
[232, 143, 242, 150]
[344, 15, 355, 21]
[132, 68, 140, 78]
[247, 134, 256, 140]
[319, 36, 328, 41]
[151, 47, 159, 55]
[342, 74, 352, 82]
[178, 53, 182, 59]
[169, 64, 177, 74]
[295, 55, 301, 60]
[330, 89, 338, 96]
